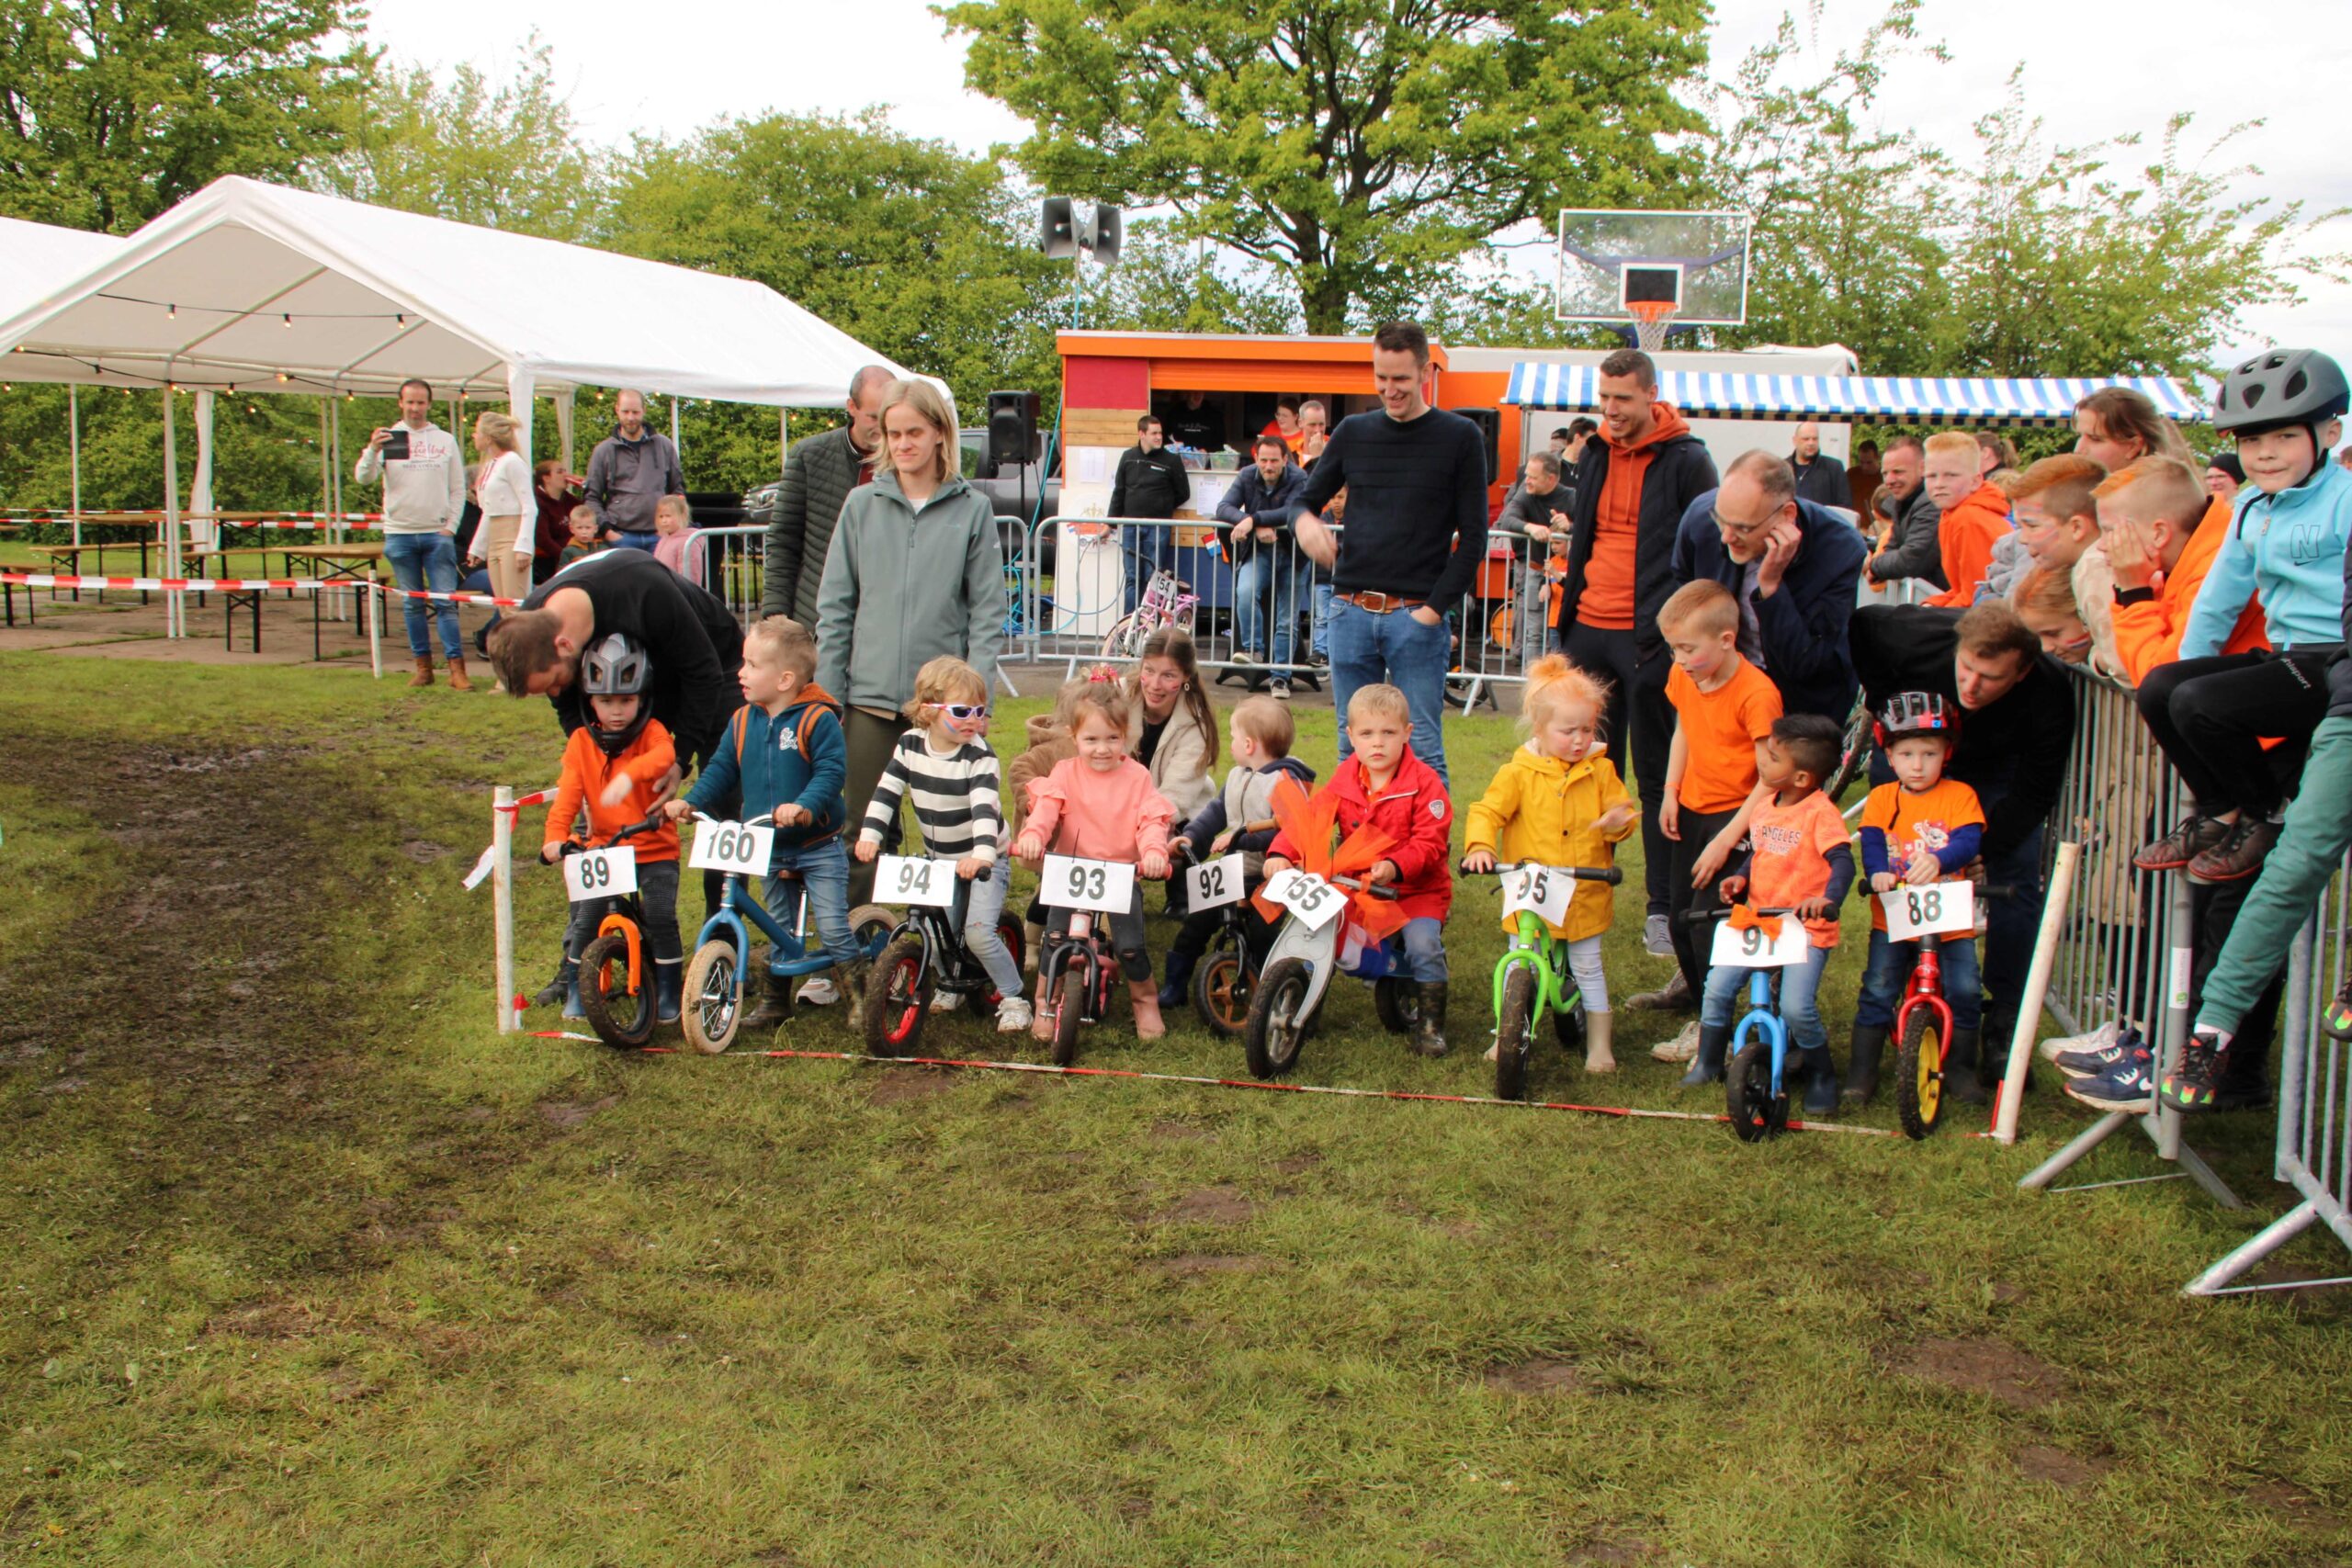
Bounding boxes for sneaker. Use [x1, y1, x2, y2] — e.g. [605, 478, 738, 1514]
[2039, 1019, 2118, 1065]
[2054, 1039, 2149, 1081]
[2064, 1054, 2156, 1114]
[796, 976, 841, 1007]
[2158, 1027, 2230, 1112]
[931, 990, 964, 1013]
[1229, 649, 1258, 666]
[2133, 814, 2230, 873]
[996, 996, 1034, 1034]
[2188, 817, 2280, 885]
[2326, 976, 2352, 1040]
[1649, 1021, 1701, 1063]
[1627, 971, 1692, 1012]
[1269, 678, 1292, 702]
[1310, 651, 1329, 671]
[1644, 912, 1673, 957]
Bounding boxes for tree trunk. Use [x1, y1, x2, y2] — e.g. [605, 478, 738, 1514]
[1300, 268, 1351, 337]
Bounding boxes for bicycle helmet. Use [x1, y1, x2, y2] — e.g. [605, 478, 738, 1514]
[581, 632, 654, 755]
[1873, 691, 1960, 749]
[2211, 349, 2349, 437]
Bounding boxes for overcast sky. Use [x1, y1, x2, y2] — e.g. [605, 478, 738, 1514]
[369, 0, 2351, 371]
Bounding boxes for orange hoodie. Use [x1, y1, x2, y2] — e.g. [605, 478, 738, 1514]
[2109, 494, 2268, 683]
[1924, 479, 2012, 608]
[1573, 402, 1692, 630]
[545, 720, 681, 862]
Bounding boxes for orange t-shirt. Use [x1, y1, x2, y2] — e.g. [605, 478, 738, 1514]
[1859, 777, 1985, 931]
[1666, 658, 1783, 814]
[1745, 789, 1854, 947]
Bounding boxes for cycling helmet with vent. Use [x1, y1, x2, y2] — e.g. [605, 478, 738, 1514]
[1874, 691, 1960, 749]
[2212, 349, 2349, 437]
[581, 633, 654, 755]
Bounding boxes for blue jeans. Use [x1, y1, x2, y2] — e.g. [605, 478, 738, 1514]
[1121, 522, 1172, 613]
[1855, 928, 1981, 1032]
[384, 531, 461, 660]
[1233, 548, 1309, 665]
[615, 530, 659, 554]
[759, 838, 861, 970]
[960, 861, 1023, 998]
[1396, 916, 1448, 983]
[1328, 600, 1451, 784]
[1702, 943, 1831, 1050]
[1312, 579, 1334, 657]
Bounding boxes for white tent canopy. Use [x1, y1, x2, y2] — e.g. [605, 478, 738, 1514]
[0, 216, 127, 384]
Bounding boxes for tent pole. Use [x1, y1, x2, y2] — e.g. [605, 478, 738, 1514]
[68, 385, 81, 547]
[672, 399, 684, 469]
[162, 385, 183, 639]
[319, 397, 330, 513]
[780, 408, 789, 470]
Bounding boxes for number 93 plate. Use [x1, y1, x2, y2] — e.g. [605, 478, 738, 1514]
[1044, 854, 1136, 914]
[1882, 880, 1974, 941]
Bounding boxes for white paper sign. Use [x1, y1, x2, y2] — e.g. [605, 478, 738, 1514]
[1044, 853, 1136, 914]
[1709, 913, 1811, 969]
[1186, 853, 1247, 910]
[1501, 863, 1574, 927]
[688, 818, 775, 876]
[876, 853, 958, 908]
[563, 845, 638, 902]
[1882, 880, 1974, 942]
[1264, 868, 1345, 931]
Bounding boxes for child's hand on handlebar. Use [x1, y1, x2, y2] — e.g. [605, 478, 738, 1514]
[539, 842, 564, 864]
[1366, 859, 1399, 887]
[660, 798, 693, 822]
[774, 804, 810, 828]
[1459, 849, 1496, 874]
[1013, 832, 1045, 865]
[1903, 851, 1940, 886]
[1140, 851, 1171, 881]
[1794, 896, 1834, 922]
[956, 854, 988, 880]
[853, 836, 878, 863]
[1261, 855, 1291, 878]
[1870, 871, 1901, 894]
[1718, 874, 1747, 904]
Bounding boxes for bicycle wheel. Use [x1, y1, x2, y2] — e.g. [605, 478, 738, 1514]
[1727, 1039, 1785, 1143]
[1826, 697, 1872, 802]
[580, 931, 656, 1048]
[849, 903, 898, 956]
[1192, 931, 1253, 1038]
[1895, 1007, 1945, 1140]
[679, 939, 740, 1055]
[1244, 958, 1313, 1080]
[986, 916, 1026, 1008]
[1494, 967, 1538, 1102]
[1051, 970, 1086, 1066]
[865, 934, 930, 1058]
[1373, 976, 1418, 1035]
[1552, 993, 1587, 1053]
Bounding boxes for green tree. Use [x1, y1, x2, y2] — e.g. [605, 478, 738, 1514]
[1084, 218, 1301, 335]
[0, 0, 375, 232]
[944, 0, 1711, 334]
[310, 40, 604, 240]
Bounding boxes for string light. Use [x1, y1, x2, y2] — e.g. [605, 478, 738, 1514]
[167, 303, 176, 319]
[283, 314, 292, 327]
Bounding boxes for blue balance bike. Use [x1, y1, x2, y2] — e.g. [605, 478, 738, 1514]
[679, 833, 894, 1055]
[1686, 905, 1804, 1143]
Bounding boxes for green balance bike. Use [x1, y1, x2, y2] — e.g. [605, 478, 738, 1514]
[1467, 859, 1623, 1100]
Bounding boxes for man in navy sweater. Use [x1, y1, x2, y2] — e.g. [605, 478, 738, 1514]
[1293, 321, 1489, 782]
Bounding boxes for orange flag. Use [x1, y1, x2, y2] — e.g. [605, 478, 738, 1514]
[1250, 776, 1408, 942]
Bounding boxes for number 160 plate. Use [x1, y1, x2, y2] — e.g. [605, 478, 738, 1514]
[1044, 854, 1135, 913]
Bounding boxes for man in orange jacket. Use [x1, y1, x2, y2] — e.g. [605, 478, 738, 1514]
[1921, 431, 2011, 608]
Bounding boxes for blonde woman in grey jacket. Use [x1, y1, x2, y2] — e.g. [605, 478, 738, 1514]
[816, 378, 1006, 899]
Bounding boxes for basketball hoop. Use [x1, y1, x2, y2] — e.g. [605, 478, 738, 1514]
[1629, 299, 1678, 353]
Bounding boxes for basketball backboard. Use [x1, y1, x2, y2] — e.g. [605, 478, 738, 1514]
[1555, 209, 1752, 331]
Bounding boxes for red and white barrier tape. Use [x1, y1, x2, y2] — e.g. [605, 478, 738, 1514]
[465, 787, 563, 889]
[0, 572, 520, 607]
[0, 510, 384, 525]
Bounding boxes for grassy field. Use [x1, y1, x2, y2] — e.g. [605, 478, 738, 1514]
[1, 649, 2346, 1565]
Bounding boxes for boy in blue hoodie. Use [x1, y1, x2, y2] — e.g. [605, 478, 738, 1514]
[665, 615, 855, 1029]
[2132, 349, 2352, 887]
[1159, 695, 1317, 1006]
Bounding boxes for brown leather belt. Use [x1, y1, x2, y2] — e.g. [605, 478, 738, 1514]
[1335, 590, 1426, 614]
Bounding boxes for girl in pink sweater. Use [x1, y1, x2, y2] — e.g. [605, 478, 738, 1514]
[1014, 677, 1176, 1038]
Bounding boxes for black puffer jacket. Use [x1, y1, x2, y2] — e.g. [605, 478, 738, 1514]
[1556, 429, 1719, 675]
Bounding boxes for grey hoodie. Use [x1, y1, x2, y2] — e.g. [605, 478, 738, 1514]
[353, 420, 468, 535]
[815, 468, 1005, 712]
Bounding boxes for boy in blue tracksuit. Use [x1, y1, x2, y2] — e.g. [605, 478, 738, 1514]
[666, 615, 857, 1028]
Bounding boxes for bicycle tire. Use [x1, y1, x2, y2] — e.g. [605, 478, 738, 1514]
[1373, 976, 1418, 1035]
[1192, 931, 1252, 1038]
[1552, 993, 1586, 1053]
[865, 935, 930, 1058]
[580, 931, 656, 1048]
[1727, 1039, 1785, 1143]
[679, 939, 741, 1055]
[1895, 1007, 1945, 1140]
[1244, 958, 1313, 1080]
[1495, 966, 1538, 1102]
[1051, 970, 1086, 1066]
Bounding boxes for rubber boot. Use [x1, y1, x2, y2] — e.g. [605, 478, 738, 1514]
[652, 961, 683, 1024]
[1679, 1021, 1731, 1086]
[1158, 948, 1197, 1010]
[1582, 1010, 1617, 1074]
[1842, 1024, 1888, 1104]
[408, 655, 434, 688]
[1946, 1026, 1989, 1105]
[1023, 920, 1044, 976]
[1129, 979, 1166, 1040]
[740, 971, 792, 1032]
[1409, 982, 1450, 1057]
[1032, 970, 1057, 1042]
[532, 958, 574, 1010]
[1799, 1045, 1839, 1116]
[561, 962, 586, 1020]
[447, 654, 473, 693]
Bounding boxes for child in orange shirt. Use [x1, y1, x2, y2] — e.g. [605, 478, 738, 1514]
[537, 633, 684, 1021]
[1655, 579, 1784, 1044]
[1012, 677, 1176, 1039]
[1695, 714, 1854, 1108]
[1848, 693, 1986, 1105]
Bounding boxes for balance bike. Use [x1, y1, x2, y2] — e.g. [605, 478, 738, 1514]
[679, 858, 893, 1055]
[1889, 882, 2015, 1140]
[1241, 872, 1402, 1080]
[1678, 905, 1806, 1143]
[1167, 840, 1263, 1038]
[562, 812, 670, 1050]
[865, 870, 1027, 1057]
[1468, 860, 1623, 1101]
[1035, 906, 1123, 1067]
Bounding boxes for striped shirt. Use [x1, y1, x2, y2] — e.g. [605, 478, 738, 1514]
[860, 731, 1006, 863]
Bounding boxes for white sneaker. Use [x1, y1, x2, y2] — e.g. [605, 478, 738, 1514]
[796, 976, 841, 1006]
[1230, 649, 1258, 666]
[2039, 1018, 2117, 1064]
[996, 997, 1034, 1033]
[1649, 1021, 1701, 1062]
[931, 990, 964, 1013]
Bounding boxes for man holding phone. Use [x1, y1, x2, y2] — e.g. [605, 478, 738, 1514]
[355, 378, 470, 687]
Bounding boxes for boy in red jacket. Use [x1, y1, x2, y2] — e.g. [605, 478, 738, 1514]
[1263, 683, 1456, 1055]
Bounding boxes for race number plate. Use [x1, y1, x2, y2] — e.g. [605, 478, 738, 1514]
[1883, 880, 1974, 941]
[1709, 914, 1810, 969]
[1264, 868, 1344, 931]
[1186, 853, 1247, 911]
[1044, 854, 1136, 914]
[875, 853, 959, 908]
[563, 846, 638, 902]
[1501, 864, 1574, 927]
[687, 818, 775, 876]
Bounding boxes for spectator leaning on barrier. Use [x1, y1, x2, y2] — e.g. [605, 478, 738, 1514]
[1671, 449, 1866, 725]
[584, 389, 684, 553]
[1494, 448, 1572, 665]
[1291, 319, 1489, 784]
[1850, 599, 2075, 1090]
[1552, 345, 1719, 960]
[1864, 434, 1944, 594]
[2095, 456, 2268, 687]
[1215, 434, 1310, 686]
[760, 365, 890, 627]
[356, 377, 470, 689]
[1788, 421, 1849, 510]
[1920, 433, 2011, 608]
[2006, 454, 2115, 671]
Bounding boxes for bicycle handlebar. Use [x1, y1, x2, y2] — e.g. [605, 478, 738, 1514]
[557, 810, 667, 857]
[1462, 858, 1623, 886]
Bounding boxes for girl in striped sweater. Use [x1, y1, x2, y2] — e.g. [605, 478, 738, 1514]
[853, 657, 1031, 1033]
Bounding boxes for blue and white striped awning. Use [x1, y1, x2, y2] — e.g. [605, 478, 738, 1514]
[1504, 365, 2203, 428]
